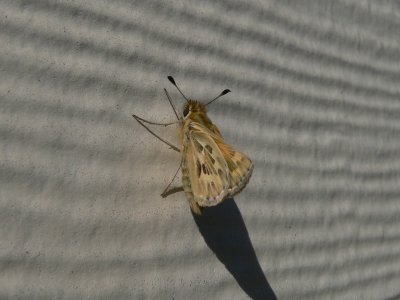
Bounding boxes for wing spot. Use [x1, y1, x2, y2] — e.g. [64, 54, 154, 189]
[218, 169, 224, 177]
[205, 144, 213, 153]
[209, 155, 215, 164]
[196, 160, 201, 177]
[211, 181, 216, 192]
[202, 164, 208, 175]
[194, 140, 203, 152]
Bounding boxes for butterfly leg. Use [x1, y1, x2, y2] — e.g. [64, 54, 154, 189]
[132, 114, 180, 152]
[161, 163, 183, 197]
[161, 186, 184, 198]
[164, 88, 181, 120]
[132, 114, 178, 126]
[160, 163, 202, 215]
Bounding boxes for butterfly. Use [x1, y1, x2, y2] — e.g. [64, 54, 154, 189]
[133, 76, 253, 215]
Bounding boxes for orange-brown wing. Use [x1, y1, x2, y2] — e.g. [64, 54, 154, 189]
[185, 122, 253, 202]
[184, 122, 231, 207]
[213, 135, 253, 197]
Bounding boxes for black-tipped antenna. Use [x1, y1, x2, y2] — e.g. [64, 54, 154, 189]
[205, 89, 231, 106]
[167, 76, 189, 102]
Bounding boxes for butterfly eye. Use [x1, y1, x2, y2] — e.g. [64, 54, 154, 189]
[183, 106, 190, 117]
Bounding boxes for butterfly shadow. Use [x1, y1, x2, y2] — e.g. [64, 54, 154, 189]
[192, 198, 277, 300]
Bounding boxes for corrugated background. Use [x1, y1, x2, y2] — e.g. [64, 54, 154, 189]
[1, 1, 400, 299]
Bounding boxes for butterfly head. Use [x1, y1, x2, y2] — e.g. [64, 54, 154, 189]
[167, 76, 231, 121]
[183, 100, 207, 119]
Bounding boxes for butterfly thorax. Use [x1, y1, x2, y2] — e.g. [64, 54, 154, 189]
[182, 100, 221, 137]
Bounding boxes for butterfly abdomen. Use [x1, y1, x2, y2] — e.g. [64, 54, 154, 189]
[181, 155, 202, 215]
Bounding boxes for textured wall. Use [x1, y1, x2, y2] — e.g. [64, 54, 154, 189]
[1, 1, 400, 299]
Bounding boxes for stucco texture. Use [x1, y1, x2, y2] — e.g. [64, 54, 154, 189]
[1, 1, 400, 299]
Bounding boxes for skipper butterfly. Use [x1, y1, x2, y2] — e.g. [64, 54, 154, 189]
[133, 76, 253, 215]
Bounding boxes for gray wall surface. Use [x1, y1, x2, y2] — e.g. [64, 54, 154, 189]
[1, 1, 400, 299]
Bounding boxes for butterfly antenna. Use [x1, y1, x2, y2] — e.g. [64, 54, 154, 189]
[163, 88, 182, 120]
[167, 76, 189, 103]
[205, 89, 231, 106]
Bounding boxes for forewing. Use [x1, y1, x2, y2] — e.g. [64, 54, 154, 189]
[185, 123, 230, 207]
